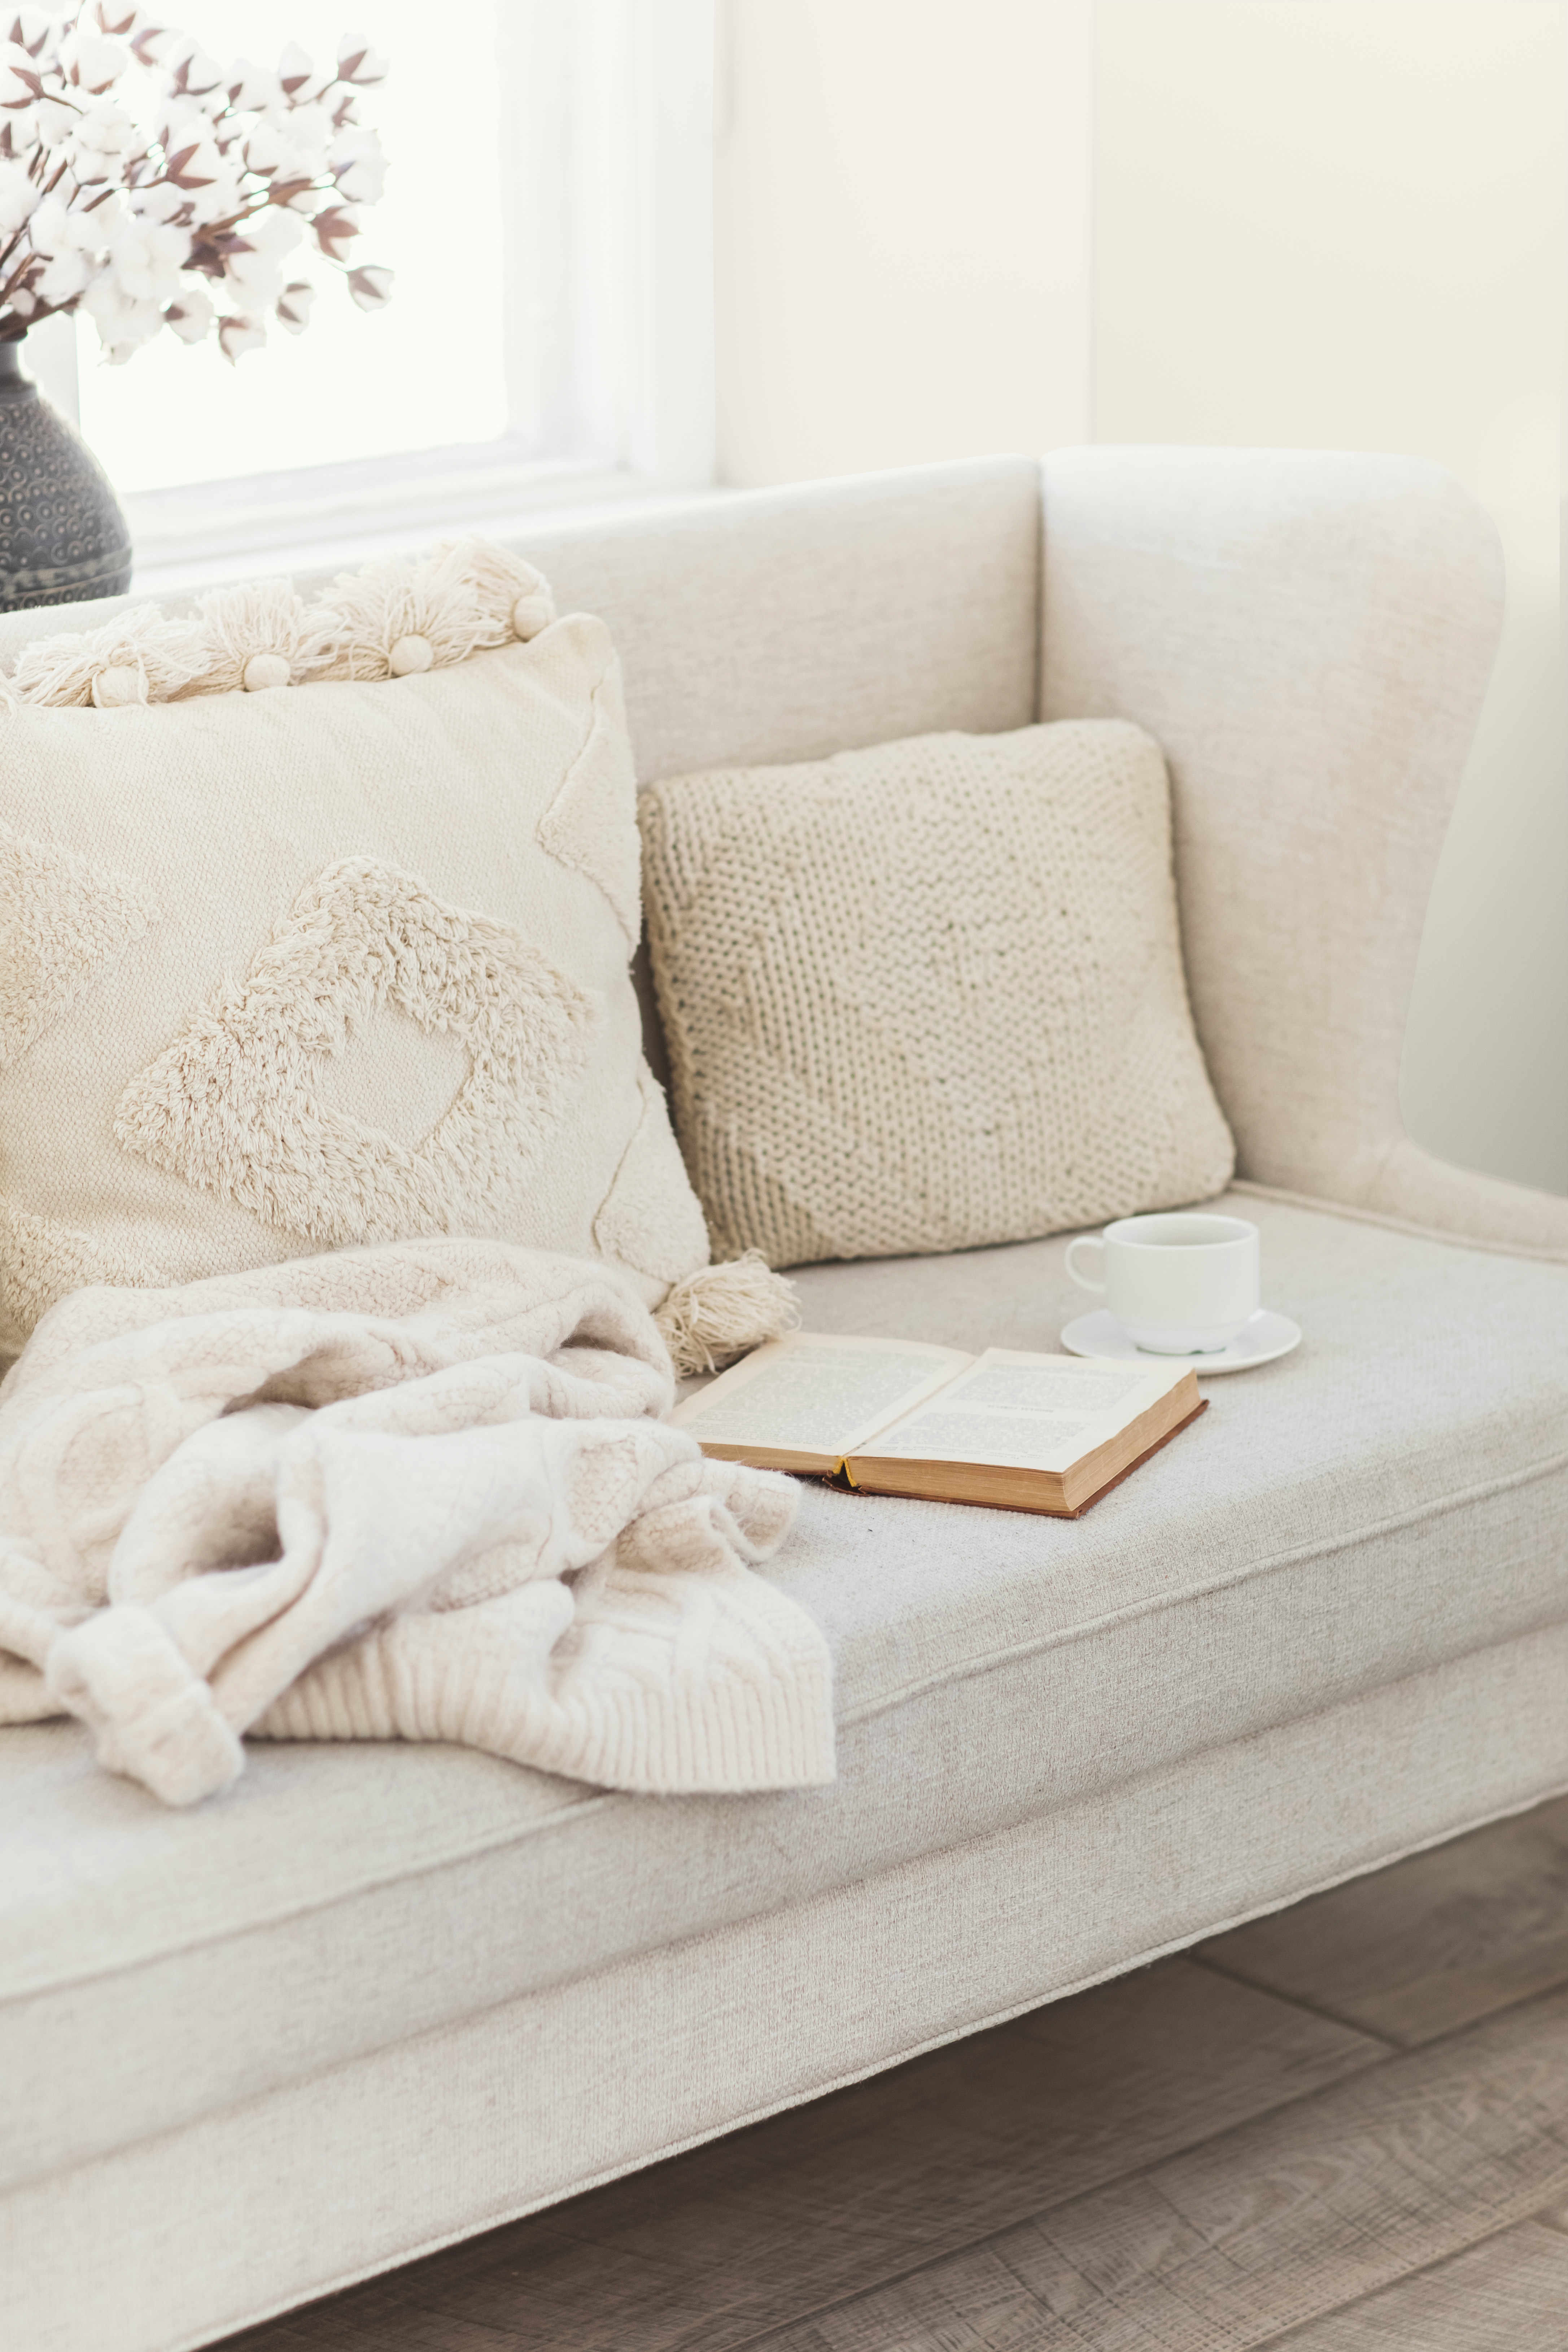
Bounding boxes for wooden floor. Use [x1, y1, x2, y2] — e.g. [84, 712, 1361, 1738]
[223, 1796, 1568, 2352]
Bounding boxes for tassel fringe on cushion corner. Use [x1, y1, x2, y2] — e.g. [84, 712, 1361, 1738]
[189, 575, 329, 695]
[0, 537, 559, 712]
[9, 602, 211, 709]
[654, 1252, 802, 1377]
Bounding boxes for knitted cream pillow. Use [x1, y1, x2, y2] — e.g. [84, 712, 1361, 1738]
[639, 721, 1236, 1267]
[0, 597, 721, 1354]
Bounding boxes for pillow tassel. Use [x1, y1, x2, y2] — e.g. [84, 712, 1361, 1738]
[10, 606, 209, 708]
[433, 537, 557, 645]
[310, 544, 487, 682]
[187, 577, 327, 695]
[654, 1252, 801, 1378]
[0, 538, 560, 711]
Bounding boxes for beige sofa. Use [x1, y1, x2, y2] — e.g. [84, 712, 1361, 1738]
[5, 450, 1567, 2352]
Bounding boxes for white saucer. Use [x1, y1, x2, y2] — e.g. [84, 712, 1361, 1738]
[1058, 1308, 1302, 1373]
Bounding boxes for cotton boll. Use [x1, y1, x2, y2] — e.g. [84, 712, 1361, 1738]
[346, 263, 391, 311]
[218, 314, 265, 362]
[336, 33, 388, 85]
[276, 41, 323, 99]
[155, 92, 203, 151]
[28, 194, 69, 254]
[243, 117, 285, 174]
[226, 207, 301, 306]
[275, 279, 314, 333]
[0, 47, 37, 106]
[182, 47, 223, 96]
[186, 169, 242, 228]
[133, 180, 187, 225]
[33, 195, 119, 259]
[134, 23, 181, 67]
[13, 6, 57, 59]
[329, 127, 385, 206]
[34, 96, 76, 148]
[71, 35, 128, 91]
[35, 246, 92, 304]
[0, 158, 38, 234]
[280, 100, 331, 170]
[223, 249, 285, 307]
[168, 134, 223, 188]
[228, 57, 281, 112]
[247, 206, 305, 259]
[104, 215, 188, 307]
[311, 203, 359, 259]
[163, 284, 213, 342]
[72, 100, 138, 162]
[81, 270, 164, 357]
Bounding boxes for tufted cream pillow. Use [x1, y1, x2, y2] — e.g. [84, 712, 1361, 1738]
[639, 721, 1235, 1267]
[0, 612, 712, 1353]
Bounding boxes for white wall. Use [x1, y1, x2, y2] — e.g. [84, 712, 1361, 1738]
[1095, 0, 1566, 1197]
[714, 0, 1093, 483]
[715, 0, 1567, 1197]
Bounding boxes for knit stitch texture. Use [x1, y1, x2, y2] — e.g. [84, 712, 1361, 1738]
[0, 1238, 831, 1804]
[640, 721, 1236, 1266]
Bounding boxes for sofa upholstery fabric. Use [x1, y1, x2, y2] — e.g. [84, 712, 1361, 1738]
[0, 458, 1046, 796]
[1039, 447, 1567, 1261]
[5, 1196, 1565, 2208]
[9, 1618, 1567, 2352]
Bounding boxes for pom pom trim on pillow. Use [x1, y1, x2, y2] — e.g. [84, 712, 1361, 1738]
[0, 537, 558, 713]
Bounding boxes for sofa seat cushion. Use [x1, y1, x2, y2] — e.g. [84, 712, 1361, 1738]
[3, 1192, 1565, 2190]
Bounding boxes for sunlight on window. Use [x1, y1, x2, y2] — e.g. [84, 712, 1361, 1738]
[77, 0, 507, 493]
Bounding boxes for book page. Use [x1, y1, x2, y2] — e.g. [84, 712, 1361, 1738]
[671, 1333, 973, 1459]
[854, 1349, 1190, 1474]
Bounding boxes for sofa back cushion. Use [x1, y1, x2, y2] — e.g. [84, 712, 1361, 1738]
[0, 459, 1043, 792]
[640, 720, 1235, 1267]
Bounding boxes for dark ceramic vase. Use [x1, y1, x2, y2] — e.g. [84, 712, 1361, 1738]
[0, 336, 132, 611]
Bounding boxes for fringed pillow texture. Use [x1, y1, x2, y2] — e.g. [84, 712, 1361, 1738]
[639, 721, 1237, 1267]
[0, 539, 795, 1373]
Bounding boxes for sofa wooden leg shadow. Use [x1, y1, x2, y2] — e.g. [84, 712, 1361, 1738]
[212, 1794, 1568, 2352]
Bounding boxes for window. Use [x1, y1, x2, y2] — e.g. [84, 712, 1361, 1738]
[39, 0, 714, 585]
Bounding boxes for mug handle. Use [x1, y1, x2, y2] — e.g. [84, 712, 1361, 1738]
[1065, 1235, 1106, 1294]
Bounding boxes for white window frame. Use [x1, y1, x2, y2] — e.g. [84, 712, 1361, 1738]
[32, 0, 715, 592]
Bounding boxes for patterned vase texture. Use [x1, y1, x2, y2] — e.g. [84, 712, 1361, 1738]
[0, 337, 131, 612]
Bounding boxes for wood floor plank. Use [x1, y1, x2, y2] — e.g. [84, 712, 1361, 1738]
[1197, 1794, 1568, 2046]
[217, 1958, 1381, 2352]
[746, 1984, 1568, 2352]
[1261, 2220, 1568, 2348]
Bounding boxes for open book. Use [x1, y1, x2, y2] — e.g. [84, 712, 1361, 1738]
[671, 1334, 1206, 1516]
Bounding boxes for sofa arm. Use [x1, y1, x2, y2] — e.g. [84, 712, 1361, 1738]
[1037, 446, 1554, 1253]
[1359, 1140, 1568, 1260]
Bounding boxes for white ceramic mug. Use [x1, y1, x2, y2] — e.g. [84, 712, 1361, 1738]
[1065, 1211, 1261, 1353]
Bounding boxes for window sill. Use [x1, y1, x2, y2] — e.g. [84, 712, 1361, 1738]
[125, 442, 715, 597]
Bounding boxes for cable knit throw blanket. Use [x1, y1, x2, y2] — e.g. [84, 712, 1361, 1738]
[0, 1239, 832, 1807]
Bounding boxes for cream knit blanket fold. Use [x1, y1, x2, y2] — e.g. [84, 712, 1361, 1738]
[0, 1240, 832, 1807]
